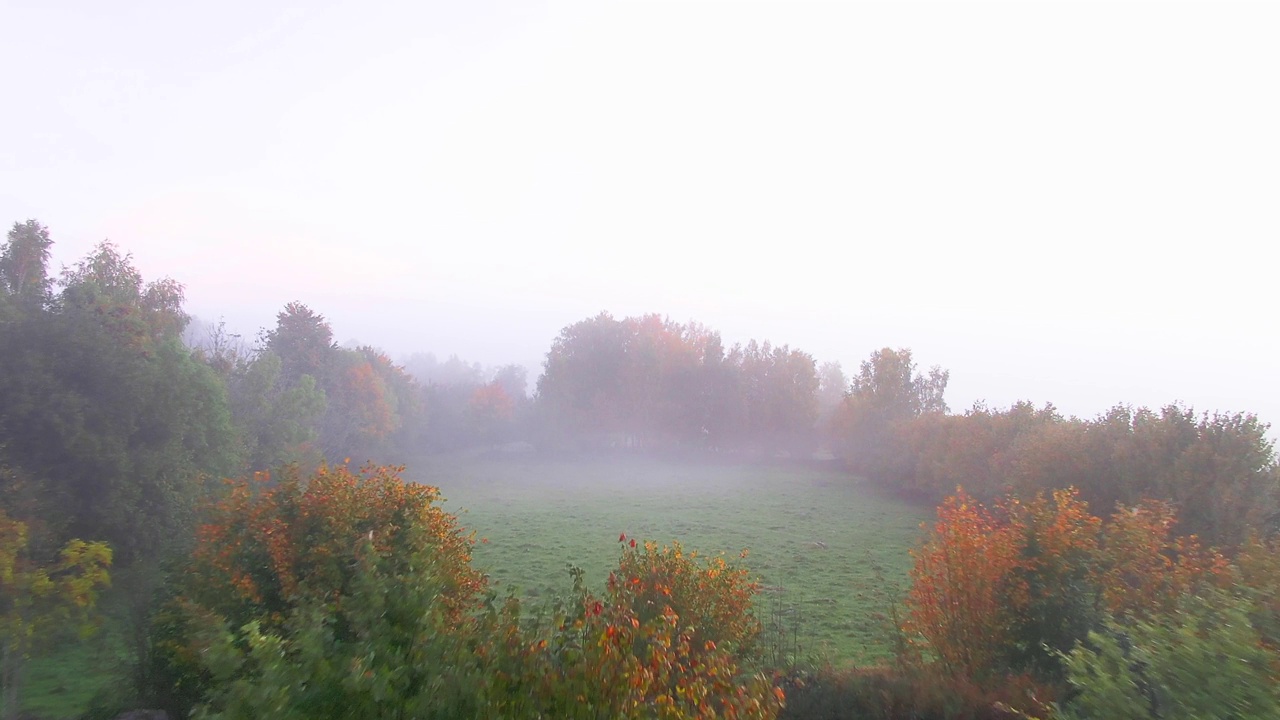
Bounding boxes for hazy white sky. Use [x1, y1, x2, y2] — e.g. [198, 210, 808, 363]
[2, 1, 1277, 429]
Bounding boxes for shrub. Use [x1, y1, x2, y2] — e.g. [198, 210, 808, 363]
[1061, 589, 1280, 719]
[508, 538, 783, 719]
[148, 462, 482, 715]
[192, 540, 500, 720]
[903, 487, 1235, 710]
[903, 490, 1023, 681]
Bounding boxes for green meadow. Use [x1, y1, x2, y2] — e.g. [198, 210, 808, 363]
[412, 454, 930, 666]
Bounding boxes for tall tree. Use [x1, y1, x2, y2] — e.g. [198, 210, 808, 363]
[225, 352, 327, 472]
[729, 341, 819, 454]
[0, 238, 240, 562]
[0, 220, 54, 308]
[264, 302, 336, 384]
[59, 241, 189, 348]
[537, 312, 633, 445]
[816, 361, 847, 413]
[834, 347, 949, 476]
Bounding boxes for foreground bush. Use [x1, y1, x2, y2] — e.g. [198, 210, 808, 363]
[901, 487, 1237, 717]
[151, 463, 784, 719]
[192, 540, 504, 719]
[514, 538, 782, 718]
[194, 537, 784, 719]
[148, 463, 483, 715]
[1062, 589, 1280, 719]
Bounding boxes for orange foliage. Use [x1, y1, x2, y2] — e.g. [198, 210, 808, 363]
[906, 486, 1231, 690]
[470, 381, 515, 423]
[610, 536, 762, 661]
[904, 489, 1023, 679]
[514, 536, 782, 719]
[1098, 500, 1232, 617]
[186, 462, 482, 627]
[342, 361, 398, 441]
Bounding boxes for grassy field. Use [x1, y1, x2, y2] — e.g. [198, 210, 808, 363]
[20, 602, 130, 720]
[410, 453, 930, 666]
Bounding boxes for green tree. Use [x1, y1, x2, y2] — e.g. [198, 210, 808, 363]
[0, 243, 241, 562]
[849, 347, 949, 421]
[264, 302, 337, 384]
[226, 352, 326, 472]
[537, 312, 633, 446]
[59, 241, 189, 348]
[729, 340, 819, 455]
[191, 541, 497, 720]
[0, 220, 54, 310]
[833, 348, 949, 479]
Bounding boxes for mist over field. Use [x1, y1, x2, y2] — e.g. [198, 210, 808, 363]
[3, 2, 1280, 719]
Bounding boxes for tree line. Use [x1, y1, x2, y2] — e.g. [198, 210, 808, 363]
[4, 219, 1278, 556]
[829, 347, 1278, 547]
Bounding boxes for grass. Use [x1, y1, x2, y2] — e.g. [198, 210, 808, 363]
[20, 625, 127, 720]
[410, 453, 929, 666]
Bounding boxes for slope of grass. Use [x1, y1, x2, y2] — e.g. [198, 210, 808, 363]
[411, 453, 928, 665]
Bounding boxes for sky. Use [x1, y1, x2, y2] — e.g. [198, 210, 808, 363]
[2, 0, 1277, 430]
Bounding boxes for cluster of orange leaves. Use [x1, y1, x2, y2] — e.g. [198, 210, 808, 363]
[341, 361, 399, 441]
[187, 462, 482, 627]
[470, 381, 516, 424]
[503, 535, 782, 719]
[905, 487, 1232, 684]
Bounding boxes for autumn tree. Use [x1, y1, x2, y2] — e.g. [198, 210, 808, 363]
[906, 486, 1237, 704]
[469, 381, 516, 447]
[904, 490, 1024, 681]
[185, 531, 784, 720]
[537, 312, 822, 454]
[508, 538, 782, 719]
